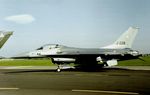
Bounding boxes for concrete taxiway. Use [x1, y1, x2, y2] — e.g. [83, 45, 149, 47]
[0, 66, 150, 70]
[0, 66, 150, 95]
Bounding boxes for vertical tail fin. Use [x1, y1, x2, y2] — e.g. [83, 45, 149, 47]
[102, 27, 139, 49]
[0, 31, 13, 48]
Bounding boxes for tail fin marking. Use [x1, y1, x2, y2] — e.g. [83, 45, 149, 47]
[102, 27, 139, 49]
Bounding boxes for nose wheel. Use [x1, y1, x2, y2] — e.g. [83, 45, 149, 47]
[57, 65, 61, 72]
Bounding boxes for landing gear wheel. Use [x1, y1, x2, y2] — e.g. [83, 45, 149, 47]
[57, 68, 61, 72]
[104, 62, 108, 66]
[57, 65, 61, 72]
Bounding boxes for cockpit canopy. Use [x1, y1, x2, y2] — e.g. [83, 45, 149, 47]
[36, 44, 63, 50]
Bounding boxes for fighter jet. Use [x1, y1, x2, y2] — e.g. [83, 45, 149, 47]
[13, 27, 140, 71]
[0, 31, 13, 49]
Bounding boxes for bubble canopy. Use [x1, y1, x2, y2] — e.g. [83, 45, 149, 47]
[36, 44, 64, 50]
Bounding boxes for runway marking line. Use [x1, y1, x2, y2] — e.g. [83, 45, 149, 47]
[0, 88, 19, 90]
[4, 66, 33, 69]
[72, 89, 139, 95]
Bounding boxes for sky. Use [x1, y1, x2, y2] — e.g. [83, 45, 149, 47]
[0, 0, 150, 57]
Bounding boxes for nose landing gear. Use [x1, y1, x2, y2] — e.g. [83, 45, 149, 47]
[57, 65, 61, 72]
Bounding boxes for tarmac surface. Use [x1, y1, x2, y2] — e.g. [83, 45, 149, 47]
[0, 66, 150, 95]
